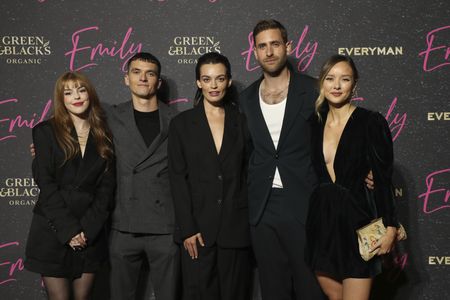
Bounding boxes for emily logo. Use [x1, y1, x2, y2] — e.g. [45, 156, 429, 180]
[241, 25, 318, 73]
[65, 26, 142, 72]
[419, 25, 450, 72]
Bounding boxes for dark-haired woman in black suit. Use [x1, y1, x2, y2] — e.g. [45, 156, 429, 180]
[168, 52, 251, 300]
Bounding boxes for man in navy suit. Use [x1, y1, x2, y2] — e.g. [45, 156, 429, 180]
[239, 20, 324, 300]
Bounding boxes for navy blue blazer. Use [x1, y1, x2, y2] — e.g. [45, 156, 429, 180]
[239, 71, 319, 225]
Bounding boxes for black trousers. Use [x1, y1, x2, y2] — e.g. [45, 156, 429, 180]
[109, 229, 180, 300]
[180, 243, 252, 300]
[251, 189, 325, 300]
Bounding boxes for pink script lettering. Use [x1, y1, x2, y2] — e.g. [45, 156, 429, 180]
[385, 97, 407, 141]
[350, 96, 406, 141]
[385, 253, 408, 282]
[418, 25, 450, 72]
[65, 26, 142, 72]
[168, 98, 189, 105]
[241, 26, 318, 72]
[0, 241, 24, 285]
[418, 168, 450, 214]
[0, 98, 52, 142]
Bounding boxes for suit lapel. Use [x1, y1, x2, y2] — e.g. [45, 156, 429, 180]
[73, 129, 103, 185]
[192, 103, 221, 163]
[219, 104, 239, 163]
[136, 100, 172, 168]
[277, 72, 307, 149]
[247, 78, 276, 153]
[116, 101, 148, 153]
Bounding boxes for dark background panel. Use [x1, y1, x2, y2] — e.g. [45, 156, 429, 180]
[0, 0, 448, 299]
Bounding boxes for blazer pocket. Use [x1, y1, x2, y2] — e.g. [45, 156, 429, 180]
[26, 214, 67, 264]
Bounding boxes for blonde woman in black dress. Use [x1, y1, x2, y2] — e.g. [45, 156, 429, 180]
[305, 55, 398, 300]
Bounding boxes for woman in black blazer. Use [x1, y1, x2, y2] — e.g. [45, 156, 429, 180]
[168, 52, 251, 300]
[25, 72, 115, 300]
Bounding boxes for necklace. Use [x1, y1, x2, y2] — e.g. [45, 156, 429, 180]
[76, 127, 90, 147]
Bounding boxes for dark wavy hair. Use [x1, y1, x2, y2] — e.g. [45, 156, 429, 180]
[194, 52, 233, 106]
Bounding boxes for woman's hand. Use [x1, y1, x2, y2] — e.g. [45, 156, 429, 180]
[183, 233, 205, 259]
[370, 226, 396, 255]
[365, 170, 374, 190]
[69, 232, 87, 250]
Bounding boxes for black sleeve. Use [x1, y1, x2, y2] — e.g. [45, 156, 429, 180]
[80, 159, 116, 241]
[367, 112, 398, 227]
[168, 119, 199, 240]
[32, 124, 82, 244]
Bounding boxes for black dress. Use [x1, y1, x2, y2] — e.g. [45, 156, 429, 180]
[25, 120, 116, 279]
[305, 106, 398, 280]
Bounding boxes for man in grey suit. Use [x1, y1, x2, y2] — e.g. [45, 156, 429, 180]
[104, 52, 179, 300]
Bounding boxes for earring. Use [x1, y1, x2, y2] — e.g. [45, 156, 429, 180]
[352, 88, 358, 98]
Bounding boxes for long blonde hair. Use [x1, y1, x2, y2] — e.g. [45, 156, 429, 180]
[315, 55, 359, 120]
[51, 72, 113, 163]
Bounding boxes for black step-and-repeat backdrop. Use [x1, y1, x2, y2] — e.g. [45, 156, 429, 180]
[0, 1, 448, 299]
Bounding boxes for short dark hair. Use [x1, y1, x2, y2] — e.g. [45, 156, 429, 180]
[253, 19, 288, 44]
[126, 52, 161, 76]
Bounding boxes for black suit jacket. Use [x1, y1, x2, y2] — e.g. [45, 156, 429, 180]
[239, 71, 319, 225]
[103, 100, 177, 234]
[27, 120, 115, 264]
[168, 103, 250, 248]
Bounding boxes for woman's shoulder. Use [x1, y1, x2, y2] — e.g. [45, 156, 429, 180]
[170, 107, 199, 131]
[357, 107, 389, 128]
[32, 119, 54, 135]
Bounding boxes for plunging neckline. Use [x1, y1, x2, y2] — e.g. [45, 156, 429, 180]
[204, 108, 226, 157]
[322, 106, 359, 183]
[78, 130, 91, 159]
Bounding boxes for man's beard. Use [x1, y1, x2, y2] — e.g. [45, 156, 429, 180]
[261, 56, 288, 77]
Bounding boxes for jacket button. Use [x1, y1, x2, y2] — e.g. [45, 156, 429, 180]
[275, 154, 279, 159]
[217, 199, 222, 205]
[218, 174, 222, 180]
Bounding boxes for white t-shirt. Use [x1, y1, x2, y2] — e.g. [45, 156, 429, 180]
[259, 87, 287, 188]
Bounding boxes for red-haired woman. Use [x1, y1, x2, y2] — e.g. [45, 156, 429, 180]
[25, 72, 116, 300]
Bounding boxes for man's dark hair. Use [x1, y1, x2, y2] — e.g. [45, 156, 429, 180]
[126, 52, 162, 76]
[253, 19, 288, 44]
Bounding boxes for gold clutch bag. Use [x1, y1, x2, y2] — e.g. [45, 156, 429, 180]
[356, 218, 407, 261]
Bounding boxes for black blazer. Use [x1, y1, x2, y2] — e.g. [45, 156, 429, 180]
[103, 100, 176, 234]
[168, 103, 250, 248]
[239, 71, 319, 225]
[26, 120, 115, 264]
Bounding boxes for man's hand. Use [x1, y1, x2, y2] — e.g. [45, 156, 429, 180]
[183, 233, 205, 259]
